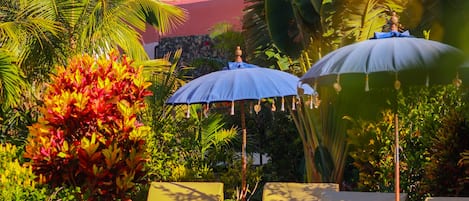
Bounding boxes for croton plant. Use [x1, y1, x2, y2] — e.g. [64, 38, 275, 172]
[24, 50, 152, 200]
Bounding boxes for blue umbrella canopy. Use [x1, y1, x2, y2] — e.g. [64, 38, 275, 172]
[166, 49, 315, 200]
[167, 61, 315, 105]
[300, 32, 465, 201]
[301, 33, 464, 91]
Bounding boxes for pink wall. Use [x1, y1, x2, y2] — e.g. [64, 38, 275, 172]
[141, 0, 244, 44]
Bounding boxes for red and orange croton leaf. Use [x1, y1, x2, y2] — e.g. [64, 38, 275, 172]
[24, 50, 152, 200]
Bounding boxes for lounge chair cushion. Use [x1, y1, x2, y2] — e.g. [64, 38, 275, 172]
[425, 197, 469, 201]
[262, 182, 339, 201]
[147, 182, 223, 201]
[321, 191, 408, 201]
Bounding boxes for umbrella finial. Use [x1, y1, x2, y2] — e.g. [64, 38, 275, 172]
[383, 10, 405, 32]
[235, 46, 243, 62]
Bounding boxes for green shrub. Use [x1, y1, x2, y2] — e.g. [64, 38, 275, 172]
[0, 143, 48, 200]
[143, 52, 237, 183]
[420, 109, 469, 196]
[23, 50, 152, 200]
[219, 157, 263, 201]
[347, 109, 397, 192]
[347, 85, 469, 201]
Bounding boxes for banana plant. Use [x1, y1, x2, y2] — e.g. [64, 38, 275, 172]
[264, 0, 322, 58]
[298, 0, 408, 183]
[243, 0, 409, 183]
[244, 0, 469, 185]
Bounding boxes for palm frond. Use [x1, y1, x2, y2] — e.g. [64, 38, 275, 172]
[144, 49, 187, 123]
[0, 0, 61, 52]
[76, 0, 186, 61]
[331, 0, 408, 43]
[54, 0, 89, 30]
[137, 58, 172, 74]
[213, 127, 237, 147]
[201, 114, 225, 142]
[199, 114, 237, 158]
[337, 0, 386, 42]
[242, 0, 271, 58]
[0, 49, 27, 110]
[125, 0, 187, 35]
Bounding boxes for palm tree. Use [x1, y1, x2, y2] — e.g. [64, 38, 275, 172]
[0, 0, 59, 108]
[1, 0, 186, 82]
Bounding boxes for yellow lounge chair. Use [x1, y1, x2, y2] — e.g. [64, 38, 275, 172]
[147, 182, 224, 201]
[262, 182, 339, 201]
[320, 191, 408, 201]
[425, 197, 469, 201]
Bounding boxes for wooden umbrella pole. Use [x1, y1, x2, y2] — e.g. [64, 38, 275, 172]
[240, 100, 247, 201]
[395, 113, 400, 201]
[234, 46, 247, 201]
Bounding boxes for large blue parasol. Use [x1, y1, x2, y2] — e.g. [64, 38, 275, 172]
[300, 32, 464, 201]
[166, 47, 315, 200]
[301, 31, 464, 91]
[167, 61, 314, 104]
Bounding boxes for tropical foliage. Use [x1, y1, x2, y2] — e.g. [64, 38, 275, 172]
[259, 104, 305, 182]
[242, 0, 296, 72]
[348, 86, 469, 200]
[0, 50, 27, 110]
[244, 0, 407, 61]
[1, 0, 469, 200]
[242, 0, 469, 186]
[0, 0, 186, 81]
[0, 0, 186, 150]
[0, 143, 48, 200]
[23, 51, 152, 200]
[209, 23, 245, 60]
[143, 49, 237, 180]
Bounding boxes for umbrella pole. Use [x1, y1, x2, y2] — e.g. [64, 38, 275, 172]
[240, 101, 247, 201]
[395, 113, 400, 201]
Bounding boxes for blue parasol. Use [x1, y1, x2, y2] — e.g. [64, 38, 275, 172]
[301, 32, 464, 201]
[301, 32, 463, 92]
[166, 47, 315, 200]
[167, 61, 314, 105]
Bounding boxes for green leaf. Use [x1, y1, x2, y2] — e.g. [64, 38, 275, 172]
[293, 0, 320, 24]
[0, 49, 27, 110]
[265, 0, 303, 57]
[311, 0, 323, 13]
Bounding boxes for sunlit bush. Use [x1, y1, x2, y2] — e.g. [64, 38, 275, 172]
[0, 143, 47, 200]
[24, 50, 152, 200]
[348, 85, 469, 200]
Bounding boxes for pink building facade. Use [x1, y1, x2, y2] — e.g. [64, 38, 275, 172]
[142, 0, 245, 59]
